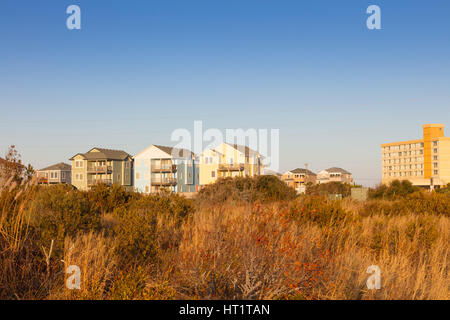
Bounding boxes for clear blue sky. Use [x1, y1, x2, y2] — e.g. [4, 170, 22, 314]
[1, 0, 449, 186]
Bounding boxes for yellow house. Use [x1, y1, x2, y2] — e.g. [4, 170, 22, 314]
[381, 124, 450, 189]
[199, 143, 263, 186]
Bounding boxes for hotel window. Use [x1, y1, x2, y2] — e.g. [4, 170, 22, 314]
[433, 141, 438, 146]
[433, 163, 438, 168]
[420, 150, 423, 155]
[434, 148, 438, 153]
[434, 156, 438, 160]
[434, 170, 439, 175]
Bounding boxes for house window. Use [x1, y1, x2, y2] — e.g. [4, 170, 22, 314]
[61, 172, 65, 179]
[434, 148, 438, 153]
[434, 170, 439, 175]
[211, 171, 216, 178]
[75, 160, 83, 168]
[433, 141, 438, 146]
[434, 156, 438, 160]
[433, 163, 438, 168]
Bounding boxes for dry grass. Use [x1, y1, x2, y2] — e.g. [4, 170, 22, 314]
[0, 180, 448, 300]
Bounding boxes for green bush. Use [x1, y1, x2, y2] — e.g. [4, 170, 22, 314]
[26, 185, 102, 255]
[306, 182, 352, 197]
[196, 176, 298, 205]
[288, 195, 353, 227]
[369, 180, 420, 199]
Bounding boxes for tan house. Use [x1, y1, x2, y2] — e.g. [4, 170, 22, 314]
[69, 148, 133, 191]
[282, 168, 316, 193]
[36, 163, 71, 185]
[317, 167, 354, 184]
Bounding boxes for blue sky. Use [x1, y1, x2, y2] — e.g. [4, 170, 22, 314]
[1, 0, 449, 186]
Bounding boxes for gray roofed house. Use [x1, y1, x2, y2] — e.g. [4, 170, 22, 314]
[36, 162, 72, 185]
[69, 147, 133, 191]
[317, 167, 354, 184]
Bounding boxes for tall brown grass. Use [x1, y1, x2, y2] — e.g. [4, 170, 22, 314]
[0, 178, 448, 300]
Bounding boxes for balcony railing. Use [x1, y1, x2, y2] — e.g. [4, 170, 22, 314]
[151, 178, 178, 186]
[87, 166, 113, 174]
[88, 179, 113, 186]
[218, 164, 245, 171]
[151, 164, 177, 172]
[38, 177, 48, 184]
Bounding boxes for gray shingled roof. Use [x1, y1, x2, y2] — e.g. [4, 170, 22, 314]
[70, 148, 131, 161]
[325, 167, 351, 174]
[290, 168, 316, 175]
[39, 162, 71, 171]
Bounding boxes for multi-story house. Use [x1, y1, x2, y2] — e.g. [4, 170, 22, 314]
[36, 163, 71, 185]
[199, 143, 263, 186]
[317, 167, 354, 184]
[69, 148, 133, 191]
[282, 168, 316, 193]
[381, 124, 450, 189]
[134, 145, 198, 194]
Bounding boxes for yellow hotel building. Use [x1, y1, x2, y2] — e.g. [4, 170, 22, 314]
[381, 124, 450, 189]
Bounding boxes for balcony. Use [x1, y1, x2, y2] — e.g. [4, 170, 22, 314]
[87, 166, 113, 174]
[151, 178, 178, 186]
[88, 179, 113, 186]
[38, 177, 48, 184]
[218, 164, 245, 171]
[151, 164, 177, 173]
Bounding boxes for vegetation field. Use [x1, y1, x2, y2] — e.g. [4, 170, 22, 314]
[0, 175, 449, 300]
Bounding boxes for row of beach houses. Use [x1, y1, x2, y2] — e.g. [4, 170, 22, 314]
[34, 143, 353, 194]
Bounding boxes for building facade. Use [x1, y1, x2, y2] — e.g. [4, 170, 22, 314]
[381, 124, 450, 188]
[317, 167, 354, 184]
[36, 163, 71, 185]
[198, 143, 263, 186]
[282, 168, 316, 193]
[69, 148, 133, 191]
[134, 145, 198, 194]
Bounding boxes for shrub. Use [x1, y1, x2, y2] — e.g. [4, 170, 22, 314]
[196, 176, 297, 205]
[288, 196, 353, 227]
[306, 182, 352, 197]
[369, 180, 421, 199]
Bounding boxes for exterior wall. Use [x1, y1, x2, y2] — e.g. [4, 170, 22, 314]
[436, 138, 450, 186]
[199, 149, 220, 186]
[176, 160, 199, 193]
[71, 155, 88, 190]
[134, 158, 151, 193]
[37, 169, 71, 185]
[72, 155, 132, 191]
